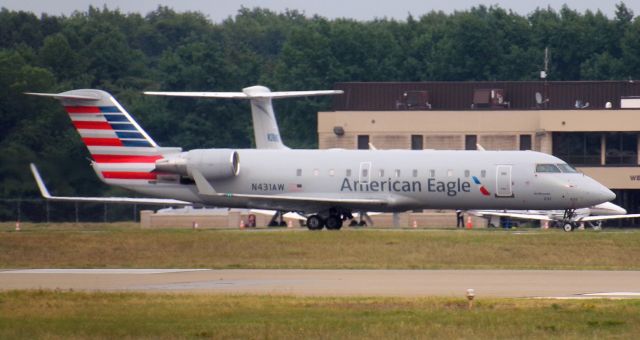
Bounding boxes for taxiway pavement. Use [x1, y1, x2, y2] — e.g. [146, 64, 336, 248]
[1, 269, 639, 298]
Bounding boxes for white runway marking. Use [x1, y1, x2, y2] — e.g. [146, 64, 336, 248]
[581, 292, 640, 296]
[0, 269, 209, 274]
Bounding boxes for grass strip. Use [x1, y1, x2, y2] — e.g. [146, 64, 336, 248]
[1, 225, 639, 270]
[0, 290, 639, 339]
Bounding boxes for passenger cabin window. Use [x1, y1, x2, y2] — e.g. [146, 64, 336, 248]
[329, 169, 335, 176]
[464, 170, 470, 178]
[296, 169, 302, 176]
[394, 169, 401, 177]
[313, 169, 319, 176]
[362, 168, 369, 178]
[447, 169, 453, 177]
[413, 169, 418, 178]
[481, 170, 486, 178]
[346, 169, 352, 177]
[430, 169, 435, 177]
[379, 169, 385, 177]
[536, 164, 562, 173]
[556, 164, 578, 173]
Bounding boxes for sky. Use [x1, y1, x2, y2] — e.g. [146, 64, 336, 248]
[3, 0, 640, 22]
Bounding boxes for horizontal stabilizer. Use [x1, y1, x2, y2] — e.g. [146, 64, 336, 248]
[24, 92, 100, 101]
[144, 90, 343, 99]
[144, 84, 343, 100]
[30, 163, 191, 205]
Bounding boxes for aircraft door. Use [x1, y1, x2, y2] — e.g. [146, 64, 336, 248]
[495, 165, 513, 197]
[359, 162, 372, 184]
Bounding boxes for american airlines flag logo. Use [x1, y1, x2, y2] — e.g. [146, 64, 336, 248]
[472, 176, 491, 196]
[288, 183, 303, 192]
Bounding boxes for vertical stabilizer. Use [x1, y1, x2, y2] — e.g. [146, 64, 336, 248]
[26, 90, 181, 186]
[242, 86, 287, 149]
[144, 85, 343, 150]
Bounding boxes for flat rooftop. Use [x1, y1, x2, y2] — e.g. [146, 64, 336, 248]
[332, 81, 640, 111]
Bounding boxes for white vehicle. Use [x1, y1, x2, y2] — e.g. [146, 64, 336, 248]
[470, 201, 640, 231]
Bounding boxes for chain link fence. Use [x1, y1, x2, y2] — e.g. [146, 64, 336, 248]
[0, 199, 167, 223]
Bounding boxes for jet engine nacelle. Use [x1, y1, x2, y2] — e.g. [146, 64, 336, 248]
[155, 149, 240, 180]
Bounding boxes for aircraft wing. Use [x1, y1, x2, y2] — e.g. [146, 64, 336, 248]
[30, 164, 191, 206]
[470, 210, 554, 221]
[250, 209, 307, 221]
[578, 214, 640, 222]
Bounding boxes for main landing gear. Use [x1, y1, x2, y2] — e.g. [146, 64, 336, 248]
[562, 209, 577, 232]
[306, 209, 351, 230]
[267, 211, 287, 227]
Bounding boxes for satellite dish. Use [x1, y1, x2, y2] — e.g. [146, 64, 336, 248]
[535, 92, 543, 105]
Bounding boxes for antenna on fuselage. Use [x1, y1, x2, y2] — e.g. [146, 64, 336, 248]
[144, 85, 343, 149]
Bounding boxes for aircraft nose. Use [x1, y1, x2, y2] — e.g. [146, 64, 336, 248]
[591, 183, 615, 204]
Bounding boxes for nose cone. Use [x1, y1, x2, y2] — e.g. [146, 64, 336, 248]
[584, 178, 616, 205]
[599, 187, 616, 203]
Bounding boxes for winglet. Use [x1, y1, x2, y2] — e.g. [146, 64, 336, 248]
[30, 163, 52, 199]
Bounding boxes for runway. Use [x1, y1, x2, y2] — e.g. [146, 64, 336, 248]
[2, 269, 640, 298]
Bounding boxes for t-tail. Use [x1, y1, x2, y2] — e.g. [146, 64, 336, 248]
[145, 85, 343, 149]
[25, 90, 181, 187]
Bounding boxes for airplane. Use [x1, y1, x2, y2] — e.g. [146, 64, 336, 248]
[469, 201, 640, 231]
[25, 86, 616, 230]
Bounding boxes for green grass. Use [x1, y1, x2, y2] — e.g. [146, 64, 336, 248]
[0, 291, 639, 339]
[1, 224, 639, 269]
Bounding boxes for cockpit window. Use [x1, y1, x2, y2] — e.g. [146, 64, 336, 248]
[535, 164, 561, 173]
[556, 163, 578, 173]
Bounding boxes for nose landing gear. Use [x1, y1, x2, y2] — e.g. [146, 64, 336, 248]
[562, 209, 577, 232]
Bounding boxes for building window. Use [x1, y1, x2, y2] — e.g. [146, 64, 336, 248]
[553, 132, 601, 166]
[465, 135, 477, 150]
[606, 133, 638, 165]
[520, 135, 532, 150]
[411, 135, 423, 150]
[357, 135, 369, 150]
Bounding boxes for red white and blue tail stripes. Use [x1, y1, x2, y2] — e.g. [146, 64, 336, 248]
[59, 90, 174, 183]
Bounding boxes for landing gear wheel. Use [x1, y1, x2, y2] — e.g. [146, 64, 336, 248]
[325, 216, 343, 230]
[563, 223, 574, 232]
[358, 221, 367, 227]
[349, 220, 358, 227]
[307, 215, 325, 230]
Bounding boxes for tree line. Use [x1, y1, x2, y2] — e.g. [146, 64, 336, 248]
[0, 3, 638, 210]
